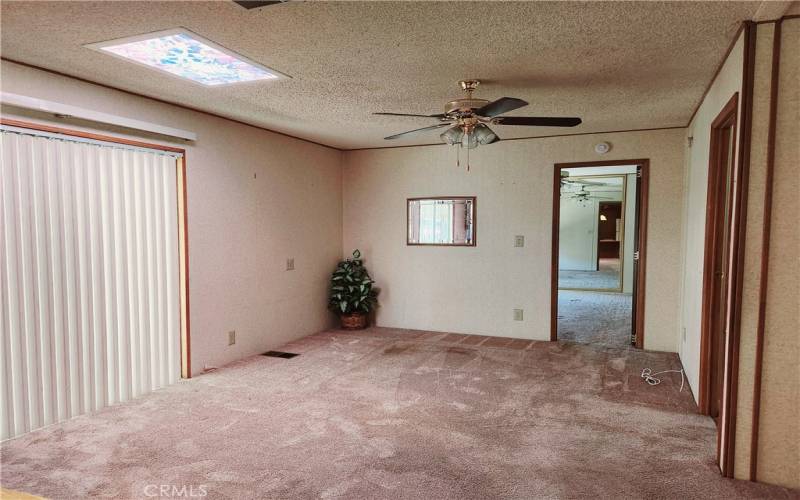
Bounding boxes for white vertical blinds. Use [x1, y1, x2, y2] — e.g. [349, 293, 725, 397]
[1, 129, 182, 440]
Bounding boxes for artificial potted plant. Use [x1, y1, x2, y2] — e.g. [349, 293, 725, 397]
[328, 250, 378, 330]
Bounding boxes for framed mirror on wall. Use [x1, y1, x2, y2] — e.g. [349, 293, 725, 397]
[407, 197, 476, 246]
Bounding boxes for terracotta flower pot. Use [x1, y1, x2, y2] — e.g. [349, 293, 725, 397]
[340, 312, 367, 330]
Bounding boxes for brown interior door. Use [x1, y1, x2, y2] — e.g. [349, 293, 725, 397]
[708, 123, 736, 422]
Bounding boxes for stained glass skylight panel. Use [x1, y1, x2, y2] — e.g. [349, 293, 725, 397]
[86, 29, 287, 86]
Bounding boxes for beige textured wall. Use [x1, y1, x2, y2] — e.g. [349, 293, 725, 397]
[785, 1, 800, 15]
[0, 61, 343, 376]
[755, 18, 800, 488]
[680, 32, 744, 399]
[343, 129, 685, 352]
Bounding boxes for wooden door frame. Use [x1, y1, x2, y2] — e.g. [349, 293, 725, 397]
[551, 159, 650, 348]
[698, 86, 752, 480]
[698, 93, 738, 418]
[697, 21, 755, 484]
[0, 118, 193, 379]
[596, 200, 623, 269]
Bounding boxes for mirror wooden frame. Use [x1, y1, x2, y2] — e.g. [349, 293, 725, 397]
[406, 196, 477, 247]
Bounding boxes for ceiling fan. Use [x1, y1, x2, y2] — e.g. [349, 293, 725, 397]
[232, 0, 290, 9]
[374, 80, 581, 154]
[565, 186, 615, 206]
[560, 171, 605, 189]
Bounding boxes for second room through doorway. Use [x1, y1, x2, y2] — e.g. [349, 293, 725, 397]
[555, 164, 643, 349]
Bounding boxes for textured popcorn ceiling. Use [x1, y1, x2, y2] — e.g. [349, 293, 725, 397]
[0, 1, 764, 149]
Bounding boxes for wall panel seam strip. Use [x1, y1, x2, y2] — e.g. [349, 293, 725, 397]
[749, 17, 782, 483]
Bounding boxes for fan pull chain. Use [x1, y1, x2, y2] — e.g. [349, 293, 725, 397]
[453, 142, 471, 171]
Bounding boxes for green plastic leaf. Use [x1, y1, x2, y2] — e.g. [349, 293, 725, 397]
[328, 249, 379, 314]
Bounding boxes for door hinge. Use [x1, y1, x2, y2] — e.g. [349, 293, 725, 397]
[636, 168, 643, 178]
[633, 251, 640, 261]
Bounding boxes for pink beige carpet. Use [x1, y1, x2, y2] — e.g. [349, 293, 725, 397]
[1, 328, 796, 499]
[558, 290, 633, 348]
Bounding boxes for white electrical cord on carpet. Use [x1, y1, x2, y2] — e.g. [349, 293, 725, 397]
[641, 367, 685, 392]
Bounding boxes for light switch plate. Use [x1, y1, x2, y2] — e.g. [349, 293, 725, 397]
[228, 330, 236, 346]
[286, 258, 295, 271]
[513, 309, 524, 321]
[514, 235, 525, 247]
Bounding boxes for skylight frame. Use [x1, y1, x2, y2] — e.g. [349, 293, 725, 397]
[84, 28, 290, 87]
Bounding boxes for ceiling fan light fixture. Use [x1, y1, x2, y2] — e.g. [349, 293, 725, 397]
[462, 131, 478, 149]
[440, 126, 464, 145]
[474, 123, 498, 145]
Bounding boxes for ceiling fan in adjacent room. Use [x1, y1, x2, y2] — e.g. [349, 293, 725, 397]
[374, 80, 581, 169]
[560, 171, 605, 189]
[565, 186, 615, 206]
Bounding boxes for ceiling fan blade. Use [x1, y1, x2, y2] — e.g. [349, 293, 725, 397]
[493, 116, 582, 127]
[563, 178, 603, 186]
[374, 112, 447, 119]
[475, 97, 528, 117]
[233, 0, 287, 9]
[384, 122, 452, 140]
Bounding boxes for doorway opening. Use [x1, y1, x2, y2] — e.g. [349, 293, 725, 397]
[551, 160, 649, 349]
